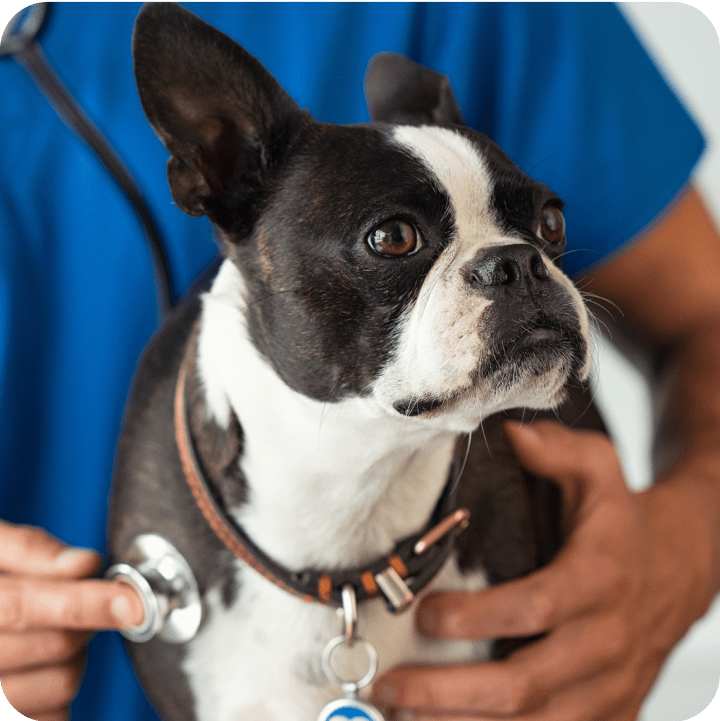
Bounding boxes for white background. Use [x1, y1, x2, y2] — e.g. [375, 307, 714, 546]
[593, 3, 720, 721]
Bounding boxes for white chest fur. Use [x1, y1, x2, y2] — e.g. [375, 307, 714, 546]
[196, 261, 468, 570]
[184, 261, 490, 719]
[182, 557, 489, 721]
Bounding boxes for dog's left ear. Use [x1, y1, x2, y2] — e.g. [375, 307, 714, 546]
[365, 53, 464, 125]
[133, 2, 304, 232]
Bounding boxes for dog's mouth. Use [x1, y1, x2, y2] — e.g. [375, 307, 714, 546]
[393, 396, 449, 417]
[393, 320, 586, 418]
[481, 319, 584, 379]
[482, 322, 572, 373]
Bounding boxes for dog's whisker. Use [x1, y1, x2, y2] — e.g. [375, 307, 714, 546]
[553, 246, 593, 263]
[478, 417, 492, 457]
[586, 308, 614, 340]
[319, 381, 343, 432]
[578, 289, 624, 318]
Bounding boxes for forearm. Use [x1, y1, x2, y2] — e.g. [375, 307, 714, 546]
[651, 315, 720, 607]
[654, 316, 720, 473]
[588, 185, 720, 615]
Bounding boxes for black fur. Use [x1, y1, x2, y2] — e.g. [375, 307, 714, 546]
[110, 299, 235, 720]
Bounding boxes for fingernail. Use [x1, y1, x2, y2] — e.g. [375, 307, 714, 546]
[112, 596, 142, 627]
[54, 547, 98, 568]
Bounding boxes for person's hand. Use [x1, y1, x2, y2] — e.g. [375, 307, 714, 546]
[0, 520, 144, 721]
[372, 420, 715, 720]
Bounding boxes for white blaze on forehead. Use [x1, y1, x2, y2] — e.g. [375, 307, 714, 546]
[392, 125, 493, 202]
[391, 125, 509, 258]
[369, 127, 502, 422]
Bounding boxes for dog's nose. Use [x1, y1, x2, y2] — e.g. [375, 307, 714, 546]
[468, 243, 549, 291]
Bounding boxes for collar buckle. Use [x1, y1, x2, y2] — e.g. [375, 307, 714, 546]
[374, 566, 415, 612]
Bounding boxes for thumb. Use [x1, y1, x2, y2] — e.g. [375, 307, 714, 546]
[0, 520, 101, 579]
[502, 419, 620, 481]
[502, 419, 624, 516]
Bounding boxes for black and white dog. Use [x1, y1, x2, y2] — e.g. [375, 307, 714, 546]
[110, 4, 600, 720]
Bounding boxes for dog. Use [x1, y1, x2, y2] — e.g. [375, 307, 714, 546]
[109, 4, 602, 719]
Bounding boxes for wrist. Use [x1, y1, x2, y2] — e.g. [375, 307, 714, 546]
[640, 471, 720, 623]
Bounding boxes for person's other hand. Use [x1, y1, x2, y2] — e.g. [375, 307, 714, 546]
[372, 421, 714, 720]
[0, 520, 144, 721]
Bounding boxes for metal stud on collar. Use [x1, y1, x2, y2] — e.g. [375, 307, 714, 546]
[105, 534, 202, 644]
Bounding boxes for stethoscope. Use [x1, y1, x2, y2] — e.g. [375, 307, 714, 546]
[2, 3, 200, 644]
[1, 2, 174, 320]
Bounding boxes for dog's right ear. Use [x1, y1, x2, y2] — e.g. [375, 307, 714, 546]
[365, 53, 464, 126]
[133, 3, 303, 232]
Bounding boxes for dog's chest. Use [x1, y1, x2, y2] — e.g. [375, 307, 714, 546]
[181, 557, 490, 721]
[179, 281, 492, 719]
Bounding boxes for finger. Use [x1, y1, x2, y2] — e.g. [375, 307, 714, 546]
[502, 421, 625, 502]
[373, 662, 537, 716]
[0, 630, 92, 675]
[0, 654, 85, 717]
[32, 712, 69, 721]
[0, 577, 145, 632]
[493, 614, 631, 699]
[416, 537, 625, 640]
[0, 521, 100, 579]
[393, 716, 482, 721]
[391, 715, 484, 721]
[374, 661, 640, 721]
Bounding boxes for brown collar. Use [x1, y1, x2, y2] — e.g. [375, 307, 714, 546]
[174, 351, 469, 612]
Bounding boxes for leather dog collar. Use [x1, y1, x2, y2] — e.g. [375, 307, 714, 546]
[174, 350, 470, 612]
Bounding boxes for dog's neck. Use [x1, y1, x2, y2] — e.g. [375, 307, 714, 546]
[195, 260, 459, 572]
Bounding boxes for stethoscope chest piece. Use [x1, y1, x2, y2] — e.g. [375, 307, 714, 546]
[105, 534, 201, 644]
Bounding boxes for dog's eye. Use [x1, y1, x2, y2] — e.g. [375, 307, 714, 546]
[368, 219, 421, 257]
[538, 205, 565, 244]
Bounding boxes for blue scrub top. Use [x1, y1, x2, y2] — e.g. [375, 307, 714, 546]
[0, 3, 704, 720]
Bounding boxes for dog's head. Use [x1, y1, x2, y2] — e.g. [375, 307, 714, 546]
[134, 3, 590, 433]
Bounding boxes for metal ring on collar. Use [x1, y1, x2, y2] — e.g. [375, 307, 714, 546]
[321, 635, 379, 694]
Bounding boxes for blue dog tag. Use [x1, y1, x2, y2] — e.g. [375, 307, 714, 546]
[317, 698, 387, 721]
